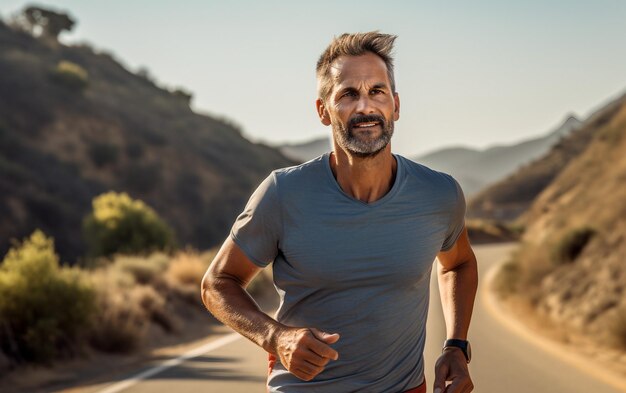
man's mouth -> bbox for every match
[354,122,380,128]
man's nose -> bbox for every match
[355,95,375,114]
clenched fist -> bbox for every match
[273,327,340,381]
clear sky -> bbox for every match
[2,0,626,156]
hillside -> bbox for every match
[468,94,626,221]
[414,115,582,196]
[498,91,626,349]
[0,19,295,262]
[278,136,331,162]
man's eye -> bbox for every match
[371,89,383,95]
[343,91,357,98]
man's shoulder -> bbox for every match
[397,154,459,191]
[272,153,328,180]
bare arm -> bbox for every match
[201,237,339,381]
[433,226,478,393]
[437,226,478,341]
[201,236,280,350]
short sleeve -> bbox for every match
[230,172,282,267]
[440,177,466,252]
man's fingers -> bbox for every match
[302,351,331,367]
[309,328,341,344]
[308,336,339,360]
[445,378,473,393]
[293,363,324,381]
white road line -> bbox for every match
[95,332,241,393]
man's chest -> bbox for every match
[277,198,450,289]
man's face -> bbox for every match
[317,52,400,158]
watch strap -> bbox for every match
[443,339,470,363]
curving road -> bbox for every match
[70,243,624,393]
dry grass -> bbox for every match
[492,259,521,298]
[607,306,626,350]
[112,252,169,285]
[165,251,207,287]
[131,285,177,333]
[88,282,147,353]
[85,251,184,352]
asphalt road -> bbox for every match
[72,243,624,393]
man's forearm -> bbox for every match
[437,255,478,340]
[202,276,283,353]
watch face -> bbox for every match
[466,341,472,363]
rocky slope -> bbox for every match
[0,20,295,262]
[468,94,626,221]
[501,92,626,348]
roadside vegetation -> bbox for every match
[0,191,273,375]
[492,226,626,350]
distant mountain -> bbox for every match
[500,90,626,350]
[0,19,295,262]
[413,115,582,196]
[278,136,331,162]
[468,93,626,221]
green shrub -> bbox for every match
[83,192,176,258]
[0,230,95,363]
[50,60,88,91]
[552,227,596,265]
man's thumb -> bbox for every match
[433,361,448,393]
[310,328,340,344]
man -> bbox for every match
[202,31,477,393]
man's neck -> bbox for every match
[329,144,397,204]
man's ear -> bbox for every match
[393,92,400,121]
[316,98,332,126]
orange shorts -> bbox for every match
[403,380,426,393]
[268,354,426,393]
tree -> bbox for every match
[83,192,176,258]
[19,5,75,42]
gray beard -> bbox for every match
[333,117,394,158]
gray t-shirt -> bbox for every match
[230,152,465,393]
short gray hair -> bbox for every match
[316,31,397,102]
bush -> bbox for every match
[88,283,147,353]
[83,192,176,258]
[552,227,596,265]
[50,60,88,91]
[166,251,206,287]
[0,230,95,363]
[132,285,176,332]
[113,252,169,285]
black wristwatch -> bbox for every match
[443,339,472,363]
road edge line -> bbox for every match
[94,332,241,393]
